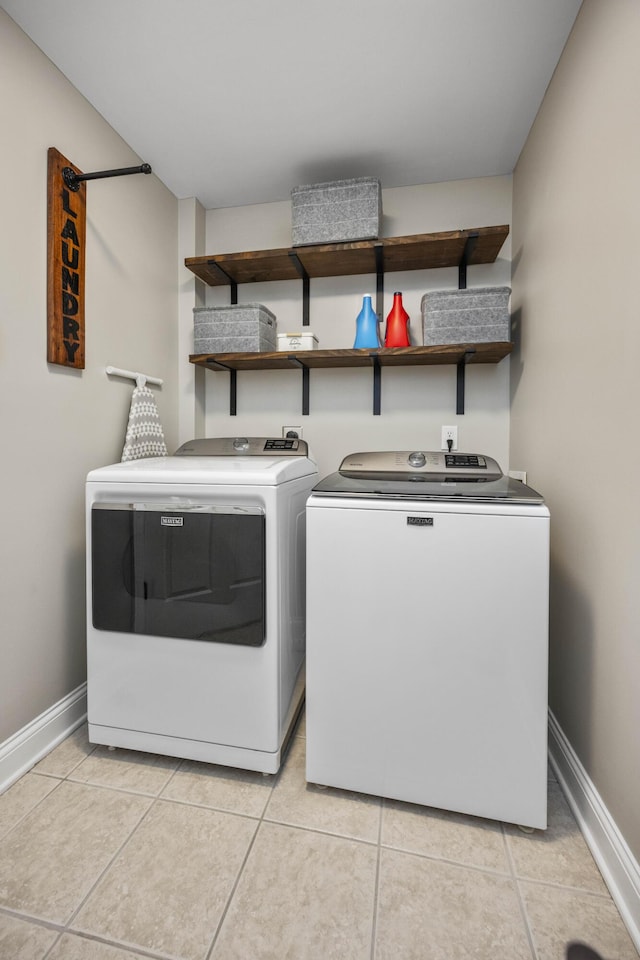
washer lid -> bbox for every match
[312,470,545,504]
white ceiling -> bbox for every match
[2,0,582,209]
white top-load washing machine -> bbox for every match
[86,437,318,773]
[305,450,550,829]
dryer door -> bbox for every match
[91,502,265,645]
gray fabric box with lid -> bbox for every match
[193,304,277,353]
[421,286,511,345]
[291,177,382,246]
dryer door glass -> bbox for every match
[91,503,266,646]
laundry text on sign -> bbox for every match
[60,188,82,361]
[47,147,86,368]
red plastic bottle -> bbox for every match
[384,292,410,347]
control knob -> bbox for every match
[233,437,249,451]
[408,451,426,468]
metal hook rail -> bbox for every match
[63,163,152,192]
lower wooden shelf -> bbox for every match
[190,342,512,370]
[188,342,513,415]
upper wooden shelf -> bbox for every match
[184,224,509,287]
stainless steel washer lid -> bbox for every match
[312,450,544,503]
[311,472,545,503]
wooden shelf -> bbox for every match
[189,342,512,372]
[185,225,509,287]
[190,343,512,417]
[185,225,511,416]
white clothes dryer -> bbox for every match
[86,437,318,773]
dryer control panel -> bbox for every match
[175,437,309,457]
[339,450,503,480]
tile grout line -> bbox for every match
[3,904,67,960]
[204,760,279,960]
[513,873,622,900]
[38,920,63,960]
[0,774,68,843]
[388,850,525,891]
[260,812,380,846]
[0,728,102,844]
[377,836,518,880]
[369,798,385,960]
[0,903,64,931]
[1,733,99,960]
[204,820,261,960]
[63,790,160,935]
[42,926,174,960]
[56,759,273,959]
[2,765,162,959]
[34,728,100,781]
[502,822,540,960]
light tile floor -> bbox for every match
[0,715,637,960]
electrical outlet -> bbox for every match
[441,426,458,451]
[282,425,303,439]
[509,470,527,484]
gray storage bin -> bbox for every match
[421,286,511,345]
[291,177,382,246]
[193,303,277,353]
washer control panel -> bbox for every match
[444,454,488,470]
[339,450,502,480]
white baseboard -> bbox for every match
[0,683,87,794]
[548,710,640,952]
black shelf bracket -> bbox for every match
[371,353,382,415]
[205,357,231,372]
[206,260,238,304]
[229,368,237,415]
[206,357,237,414]
[374,244,384,323]
[62,162,151,192]
[288,356,310,414]
[458,232,479,290]
[288,252,310,326]
[456,349,476,414]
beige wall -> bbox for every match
[6,0,638,876]
[201,177,513,478]
[511,0,640,857]
[0,12,178,742]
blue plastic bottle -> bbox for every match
[353,295,380,348]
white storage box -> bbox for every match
[193,303,277,353]
[291,177,382,247]
[421,286,511,345]
[277,332,319,351]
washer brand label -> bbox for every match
[407,516,433,526]
[161,516,183,527]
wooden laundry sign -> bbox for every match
[47,147,86,368]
